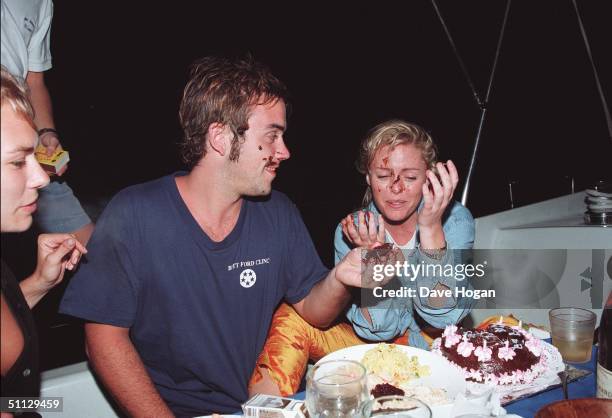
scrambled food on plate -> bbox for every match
[362,343,430,386]
[361,343,449,405]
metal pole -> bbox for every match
[461,107,488,206]
[571,0,612,142]
[430,0,483,107]
[461,0,512,206]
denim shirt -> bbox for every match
[334,200,475,350]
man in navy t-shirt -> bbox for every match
[59,57,364,417]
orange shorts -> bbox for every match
[248,303,434,396]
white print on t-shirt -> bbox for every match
[227,257,271,271]
[239,269,257,288]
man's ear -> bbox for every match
[366,173,371,186]
[207,122,229,156]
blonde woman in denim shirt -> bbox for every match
[337,120,475,350]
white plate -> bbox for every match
[317,344,466,413]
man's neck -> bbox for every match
[176,166,242,242]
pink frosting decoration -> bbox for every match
[462,344,548,385]
[499,373,513,385]
[474,340,493,362]
[468,369,483,382]
[514,369,524,382]
[444,333,461,348]
[456,334,475,357]
[443,324,458,337]
[525,337,543,357]
[498,341,517,361]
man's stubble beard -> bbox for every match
[226,163,272,198]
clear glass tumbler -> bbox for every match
[549,307,596,363]
[306,360,368,418]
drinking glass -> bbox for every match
[549,307,596,363]
[306,360,368,418]
[363,395,432,418]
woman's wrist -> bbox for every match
[418,223,445,249]
[19,273,50,308]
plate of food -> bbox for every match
[316,343,466,410]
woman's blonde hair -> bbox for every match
[356,120,438,206]
[0,66,35,129]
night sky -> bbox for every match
[4,0,611,372]
[45,0,611,265]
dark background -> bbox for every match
[45,1,611,264]
[6,0,612,370]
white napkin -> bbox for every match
[450,388,523,418]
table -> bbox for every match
[294,345,598,418]
[504,345,597,418]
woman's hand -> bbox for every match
[418,160,458,249]
[20,234,87,308]
[340,211,385,249]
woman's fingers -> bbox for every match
[377,214,385,243]
[345,215,360,244]
[427,170,443,211]
[367,212,378,242]
[422,180,433,209]
[343,211,387,248]
[357,211,370,242]
[446,160,459,190]
[436,162,453,204]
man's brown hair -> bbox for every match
[179,56,289,168]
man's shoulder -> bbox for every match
[2,0,50,20]
[106,174,175,211]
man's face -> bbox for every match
[0,105,49,232]
[368,143,427,224]
[229,98,290,196]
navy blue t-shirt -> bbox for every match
[60,173,328,417]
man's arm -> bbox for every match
[292,248,364,328]
[25,71,61,155]
[292,269,350,329]
[85,323,174,418]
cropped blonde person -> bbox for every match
[1,66,86,402]
[249,120,475,396]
